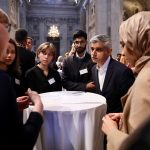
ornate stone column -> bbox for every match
[79,7,86,31]
[111,0,123,58]
[60,23,68,56]
[95,0,108,34]
[39,18,45,43]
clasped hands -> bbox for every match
[102,113,123,135]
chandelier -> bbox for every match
[48,25,60,38]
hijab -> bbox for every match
[119,11,150,74]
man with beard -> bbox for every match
[62,29,95,91]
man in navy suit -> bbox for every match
[90,34,135,113]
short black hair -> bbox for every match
[15,28,28,43]
[73,29,87,40]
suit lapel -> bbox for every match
[102,58,114,92]
[93,65,102,93]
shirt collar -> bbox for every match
[76,51,86,59]
[96,56,110,71]
[16,43,26,48]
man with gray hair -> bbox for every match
[90,34,135,113]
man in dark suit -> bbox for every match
[15,29,35,78]
[90,34,135,113]
[62,29,95,91]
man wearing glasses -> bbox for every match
[62,29,95,91]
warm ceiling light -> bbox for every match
[48,25,60,38]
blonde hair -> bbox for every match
[0,8,10,24]
[36,42,56,60]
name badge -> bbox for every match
[79,68,88,75]
[15,78,20,85]
[48,78,55,85]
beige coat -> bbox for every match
[106,11,150,150]
[107,57,150,150]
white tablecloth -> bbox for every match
[24,91,107,150]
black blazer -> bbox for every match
[91,58,135,113]
[18,46,35,78]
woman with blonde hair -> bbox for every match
[102,11,150,150]
[24,42,62,93]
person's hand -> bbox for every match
[102,115,118,135]
[86,81,96,90]
[27,88,41,105]
[107,113,123,123]
[27,88,43,116]
[17,96,29,111]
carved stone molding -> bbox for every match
[43,17,79,25]
[26,17,40,34]
[9,0,17,27]
[123,0,150,20]
[27,16,78,27]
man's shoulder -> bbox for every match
[110,58,132,72]
[85,52,91,59]
[18,46,33,56]
[111,58,126,67]
[91,63,97,71]
[64,55,74,62]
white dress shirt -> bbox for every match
[97,56,110,91]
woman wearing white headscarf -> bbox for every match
[102,11,150,150]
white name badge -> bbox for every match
[79,68,88,75]
[15,78,20,85]
[48,78,55,85]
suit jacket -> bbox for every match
[62,52,94,91]
[18,46,35,78]
[91,58,135,113]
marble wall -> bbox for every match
[26,0,80,56]
[1,0,150,58]
[79,0,150,58]
[80,0,123,58]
